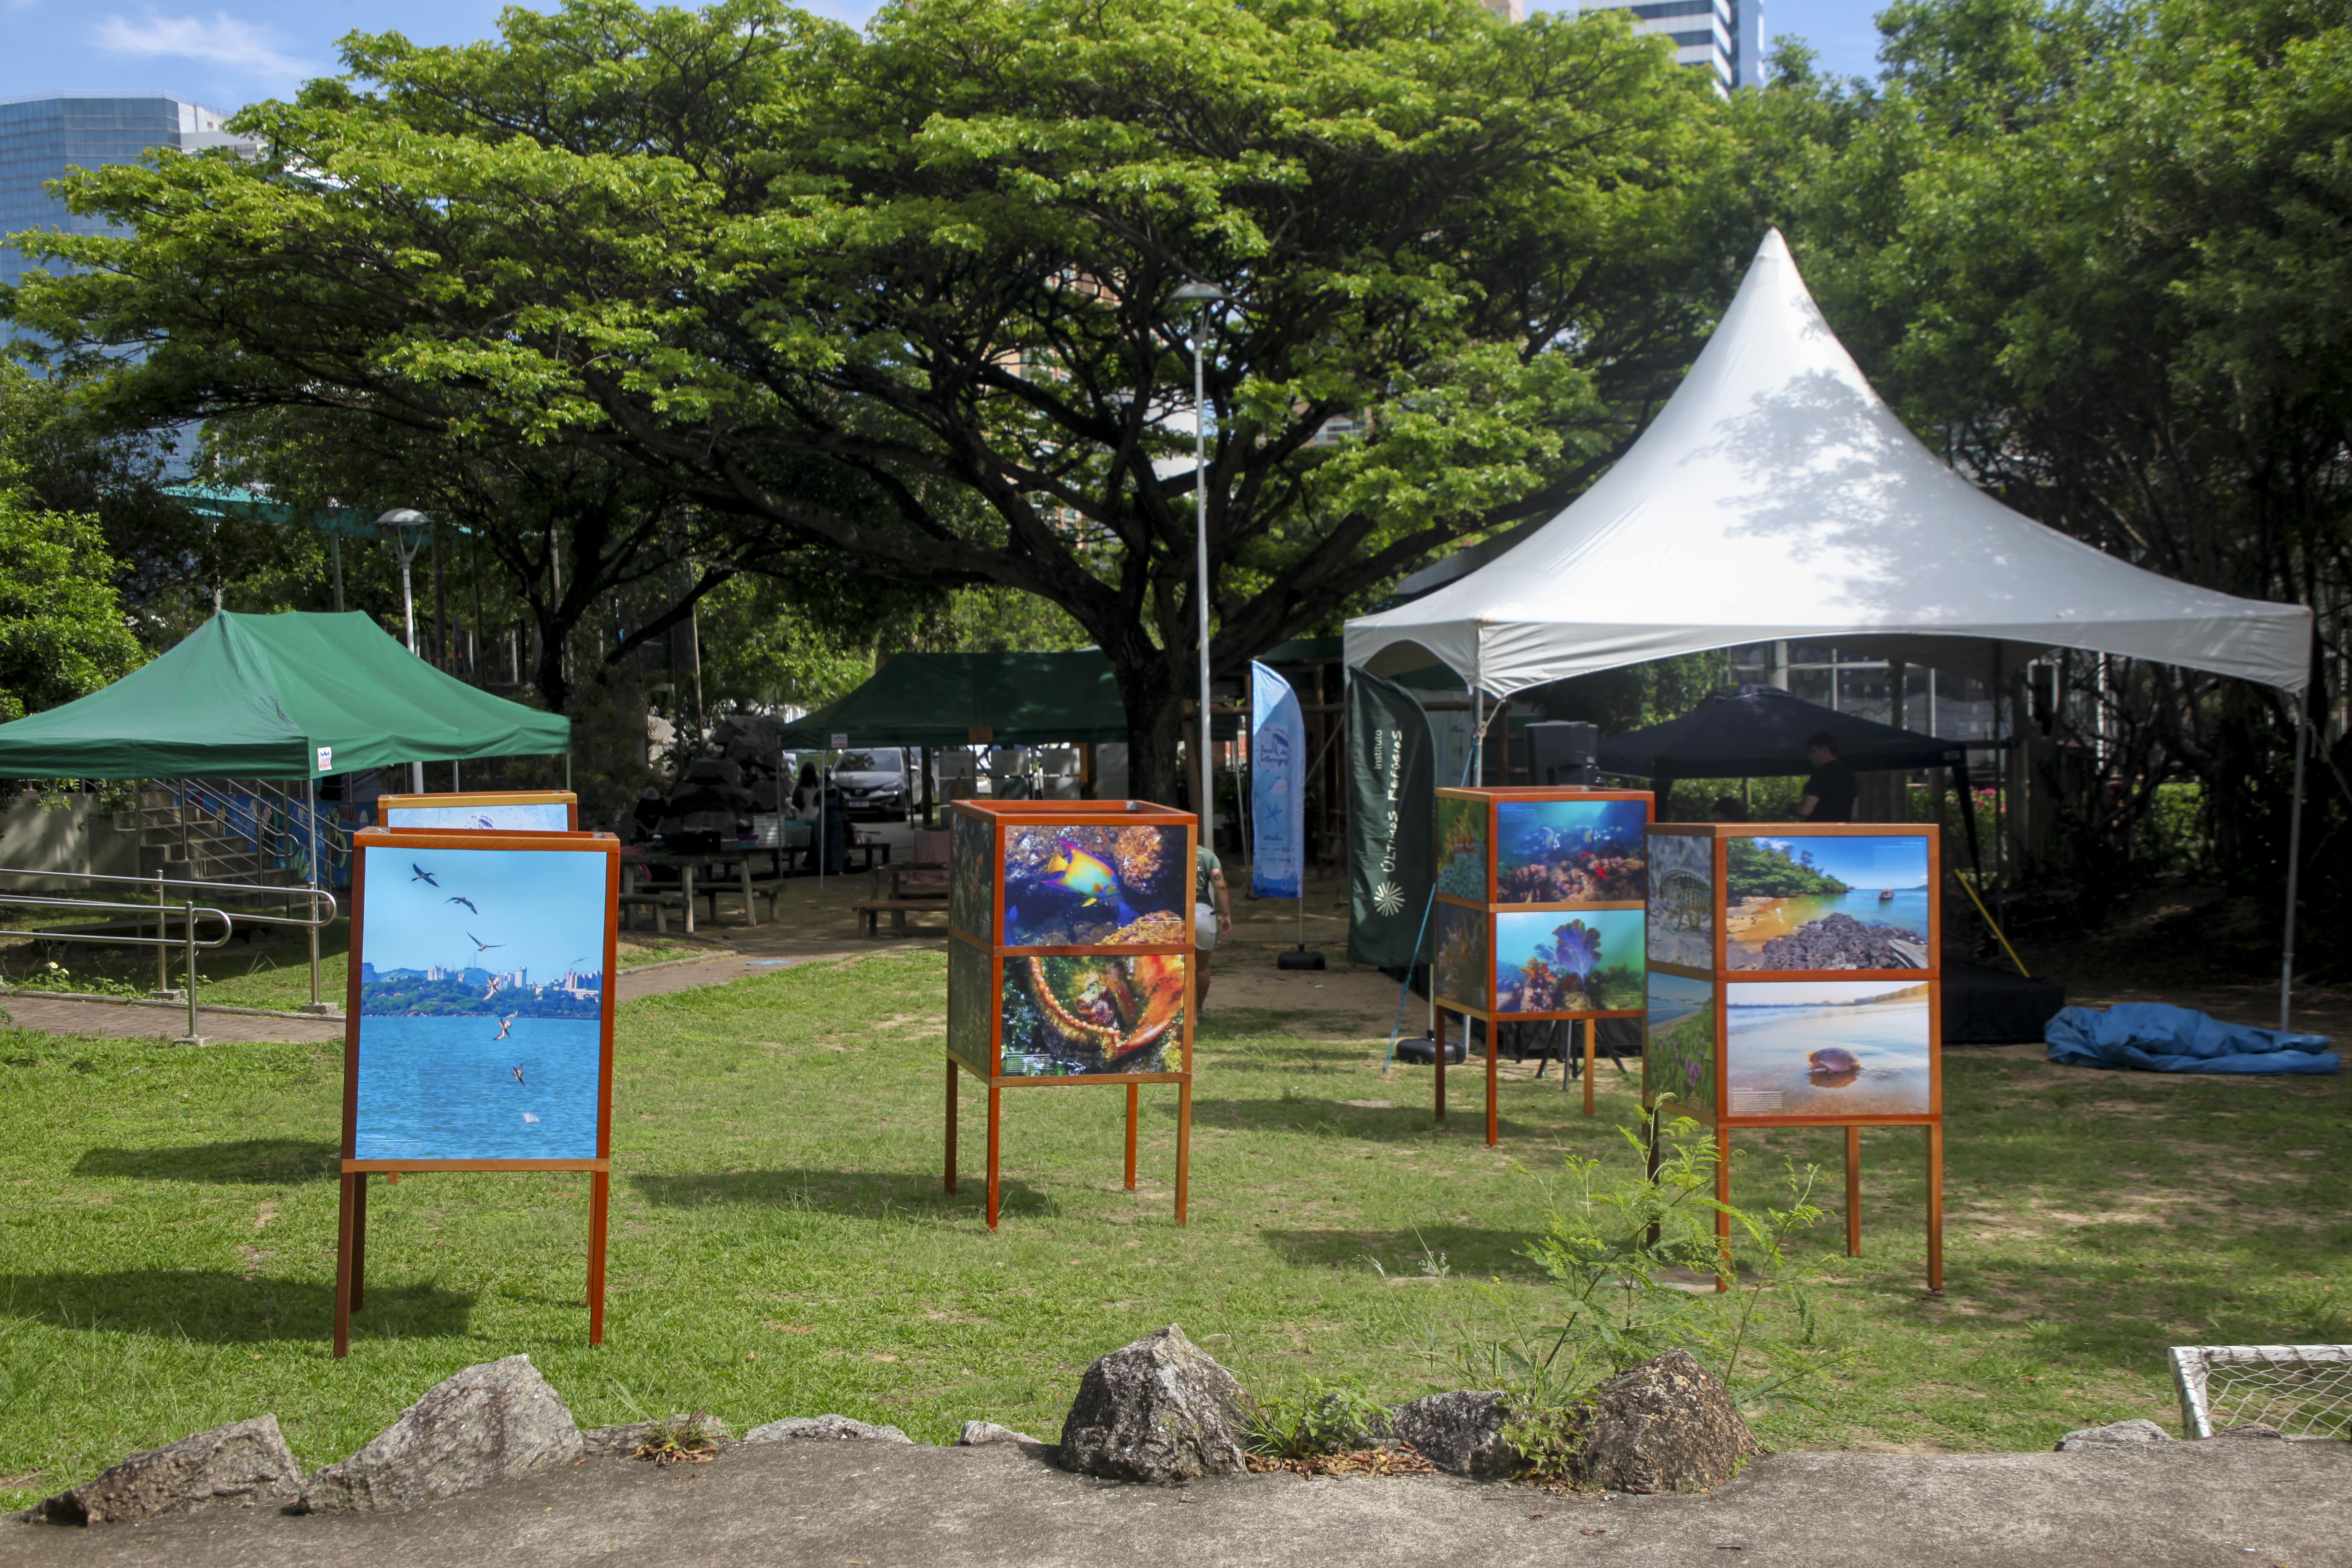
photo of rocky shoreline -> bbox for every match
[1754,911,1924,970]
[1724,835,1930,971]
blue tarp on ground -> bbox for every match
[2045,1004,2338,1075]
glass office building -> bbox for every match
[1,94,250,291]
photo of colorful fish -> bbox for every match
[1644,972,1716,1118]
[1646,832,1715,970]
[951,810,995,940]
[1436,794,1488,900]
[1495,798,1648,904]
[1434,902,1488,1011]
[1493,907,1645,1014]
[999,954,1188,1076]
[947,937,995,1074]
[1001,824,1188,947]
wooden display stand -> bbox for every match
[1431,787,1655,1144]
[944,800,1196,1228]
[1643,823,1943,1289]
[376,791,579,831]
[335,827,618,1356]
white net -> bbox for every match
[2171,1346,2352,1440]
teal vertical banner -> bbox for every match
[1248,661,1305,898]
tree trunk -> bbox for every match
[1112,660,1188,810]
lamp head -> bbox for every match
[375,507,431,529]
[1169,281,1225,305]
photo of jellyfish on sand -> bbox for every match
[1725,980,1932,1118]
[1645,972,1715,1118]
[1436,795,1487,900]
[998,954,1188,1076]
[1001,824,1189,947]
[1724,836,1930,971]
[1434,902,1488,1010]
[1496,799,1647,903]
[1646,833,1715,970]
[1493,907,1644,1014]
[352,844,608,1161]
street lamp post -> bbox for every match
[377,508,432,792]
[1169,281,1226,826]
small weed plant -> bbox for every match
[11,961,147,1000]
[1245,1376,1390,1460]
[634,1409,727,1465]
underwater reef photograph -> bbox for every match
[952,810,995,939]
[1495,798,1648,904]
[1434,901,1490,1010]
[1436,794,1488,900]
[1493,907,1645,1014]
[998,954,1188,1076]
[1001,824,1189,947]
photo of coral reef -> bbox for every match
[1647,832,1715,970]
[947,938,995,1074]
[1434,902,1488,1010]
[1001,823,1189,946]
[1645,972,1716,1118]
[1493,907,1645,1014]
[999,954,1188,1076]
[1495,798,1648,904]
[1436,794,1488,900]
[952,810,994,940]
[1724,835,1930,971]
[1725,980,1932,1118]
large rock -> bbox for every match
[296,1355,583,1513]
[1565,1349,1760,1493]
[1383,1391,1520,1477]
[1058,1325,1248,1482]
[36,1415,301,1524]
[741,1415,912,1445]
[2056,1418,2174,1451]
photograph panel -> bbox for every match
[353,844,606,1161]
[1436,795,1488,900]
[1725,834,1931,970]
[1645,972,1716,1119]
[382,802,570,832]
[1434,901,1488,1011]
[1001,823,1189,947]
[1647,832,1715,970]
[1493,906,1645,1014]
[951,811,994,939]
[999,954,1188,1076]
[1725,980,1933,1119]
[947,939,995,1075]
[1495,798,1647,903]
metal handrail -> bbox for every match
[0,896,234,1043]
[0,867,337,928]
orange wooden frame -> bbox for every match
[943,800,1197,1229]
[336,826,619,1356]
[1430,786,1656,1144]
[375,790,580,831]
[1643,822,1944,1290]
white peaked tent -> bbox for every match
[1345,230,2318,1021]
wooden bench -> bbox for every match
[852,898,946,937]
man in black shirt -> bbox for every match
[1797,731,1858,822]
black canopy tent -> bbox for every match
[1597,684,1985,879]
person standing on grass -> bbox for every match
[1796,731,1858,822]
[1194,842,1232,1009]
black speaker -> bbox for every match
[1525,721,1600,787]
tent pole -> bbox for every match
[2280,700,2308,1030]
[306,772,322,1011]
[330,535,344,613]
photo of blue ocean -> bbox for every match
[355,1016,601,1159]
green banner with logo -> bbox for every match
[1346,668,1435,970]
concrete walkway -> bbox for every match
[4,1434,2345,1567]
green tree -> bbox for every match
[0,454,143,723]
[7,0,1743,801]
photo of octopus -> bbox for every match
[999,954,1189,1076]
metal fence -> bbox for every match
[2172,1345,2352,1440]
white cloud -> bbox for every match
[93,11,316,80]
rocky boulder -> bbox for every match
[742,1415,912,1444]
[36,1415,301,1524]
[2055,1418,2174,1451]
[1755,913,1918,971]
[1058,1325,1249,1482]
[296,1355,583,1513]
[1382,1391,1519,1478]
[1564,1349,1760,1493]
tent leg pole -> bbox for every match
[307,774,321,1012]
[2281,703,2308,1030]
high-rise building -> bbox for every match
[1,93,254,291]
[1558,0,1764,93]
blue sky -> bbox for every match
[1750,834,1928,889]
[359,843,605,979]
[1,0,1893,120]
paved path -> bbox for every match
[4,1433,2345,1567]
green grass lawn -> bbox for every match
[0,920,709,1013]
[0,949,2342,1505]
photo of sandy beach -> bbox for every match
[1725,980,1931,1118]
[1724,835,1930,971]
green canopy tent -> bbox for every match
[0,610,568,780]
